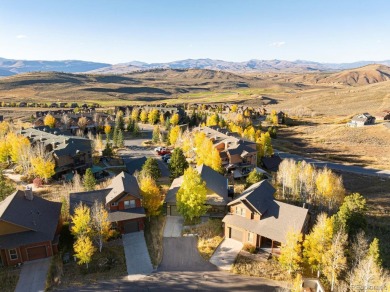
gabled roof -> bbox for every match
[223,180,308,243]
[125,156,147,175]
[261,155,282,172]
[165,165,228,206]
[105,171,141,204]
[69,189,112,214]
[0,190,61,249]
[108,207,146,222]
[228,180,276,215]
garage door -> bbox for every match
[27,246,47,261]
[229,228,243,241]
[170,205,180,216]
[124,221,139,233]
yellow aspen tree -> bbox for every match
[303,213,334,278]
[148,109,159,124]
[0,121,10,136]
[279,230,303,275]
[31,156,55,182]
[0,139,10,163]
[210,148,223,173]
[6,132,30,164]
[176,167,208,222]
[159,113,165,125]
[170,113,180,126]
[131,108,139,121]
[44,114,57,128]
[71,203,92,237]
[231,104,238,113]
[169,125,181,146]
[140,110,148,123]
[73,235,96,269]
[140,175,162,218]
[104,124,111,135]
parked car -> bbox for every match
[154,146,167,152]
[162,154,171,162]
[158,149,171,156]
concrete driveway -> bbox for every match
[15,257,51,292]
[159,237,217,272]
[163,216,183,237]
[210,238,243,271]
[122,231,153,280]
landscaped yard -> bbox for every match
[183,218,224,260]
[144,215,166,267]
[0,267,20,292]
[232,254,290,282]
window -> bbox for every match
[247,232,253,243]
[111,202,118,206]
[240,208,246,217]
[124,200,136,209]
[9,249,18,260]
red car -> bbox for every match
[157,149,171,156]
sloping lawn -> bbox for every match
[184,218,224,260]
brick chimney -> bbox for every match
[24,186,33,201]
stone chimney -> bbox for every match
[24,186,33,201]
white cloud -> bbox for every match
[16,34,27,39]
[269,41,286,47]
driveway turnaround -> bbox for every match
[122,231,153,280]
[210,238,243,271]
[159,237,217,271]
[163,216,183,237]
[15,257,51,292]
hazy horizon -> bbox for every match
[1,0,389,64]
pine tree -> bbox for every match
[176,167,208,222]
[115,110,125,130]
[169,148,189,181]
[83,168,96,191]
[141,157,161,181]
[117,129,124,148]
[112,126,119,147]
[152,125,160,143]
[334,193,366,236]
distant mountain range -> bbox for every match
[1,57,390,76]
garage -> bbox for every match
[169,205,180,216]
[229,228,243,242]
[27,246,47,261]
[123,221,139,233]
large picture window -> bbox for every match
[124,200,136,209]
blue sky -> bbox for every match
[0,0,389,64]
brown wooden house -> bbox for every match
[0,189,62,267]
[70,172,146,234]
[223,180,309,255]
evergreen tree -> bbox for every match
[83,168,96,191]
[152,125,160,143]
[102,142,113,157]
[115,111,125,130]
[334,193,366,236]
[141,157,161,181]
[169,148,189,181]
[112,126,119,147]
[117,129,124,148]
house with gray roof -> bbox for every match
[0,188,62,267]
[21,127,92,178]
[222,180,309,255]
[165,164,229,216]
[347,113,376,127]
[70,171,146,234]
[199,126,258,177]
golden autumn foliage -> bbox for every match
[71,203,92,237]
[140,175,162,217]
[6,132,31,164]
[73,235,96,268]
[140,110,148,123]
[44,114,57,128]
[31,156,55,182]
[169,125,181,146]
[170,113,180,126]
[279,230,303,274]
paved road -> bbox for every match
[119,126,170,178]
[55,271,283,291]
[122,232,153,280]
[159,237,217,272]
[275,150,390,178]
[15,257,51,292]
